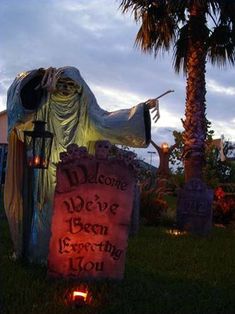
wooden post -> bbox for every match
[22,152,34,259]
[151,140,177,178]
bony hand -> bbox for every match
[145,99,160,123]
[35,67,64,93]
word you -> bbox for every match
[69,256,104,273]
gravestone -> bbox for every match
[176,178,213,235]
[48,141,138,280]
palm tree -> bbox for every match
[120,0,235,182]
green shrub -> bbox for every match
[140,188,168,226]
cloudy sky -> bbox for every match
[0,0,235,165]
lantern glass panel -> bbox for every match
[24,121,53,169]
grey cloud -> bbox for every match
[0,0,234,138]
[207,64,235,87]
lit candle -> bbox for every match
[34,156,41,166]
[72,290,88,302]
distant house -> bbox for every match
[209,137,235,161]
[0,110,8,184]
[0,110,7,144]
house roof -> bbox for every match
[0,110,7,117]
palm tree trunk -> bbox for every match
[182,8,207,182]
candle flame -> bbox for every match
[166,229,187,236]
[72,290,88,302]
[34,156,40,166]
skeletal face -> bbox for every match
[132,160,141,174]
[95,140,111,160]
[67,143,79,156]
[55,77,81,97]
[124,151,136,166]
[77,146,88,158]
[59,152,70,163]
[116,149,124,161]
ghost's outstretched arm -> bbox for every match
[85,102,151,148]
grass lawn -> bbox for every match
[1,193,235,313]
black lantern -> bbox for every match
[24,120,53,169]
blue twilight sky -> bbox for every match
[0,0,235,165]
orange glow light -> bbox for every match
[72,290,88,302]
[161,142,169,153]
[34,156,41,166]
[167,229,187,236]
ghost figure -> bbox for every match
[4,66,158,262]
[95,140,111,160]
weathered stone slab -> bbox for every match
[176,178,213,235]
[48,142,137,280]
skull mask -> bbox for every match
[67,143,79,157]
[124,151,136,166]
[55,77,82,97]
[116,148,124,161]
[95,140,111,160]
[59,152,70,164]
[77,146,88,159]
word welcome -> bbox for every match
[63,162,128,191]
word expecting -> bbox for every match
[64,162,128,191]
[59,237,123,261]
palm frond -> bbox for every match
[120,0,165,18]
[232,22,235,42]
[119,0,235,69]
[207,24,235,66]
[135,10,176,54]
[217,0,235,24]
[120,1,177,55]
[208,43,235,66]
[173,24,189,73]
